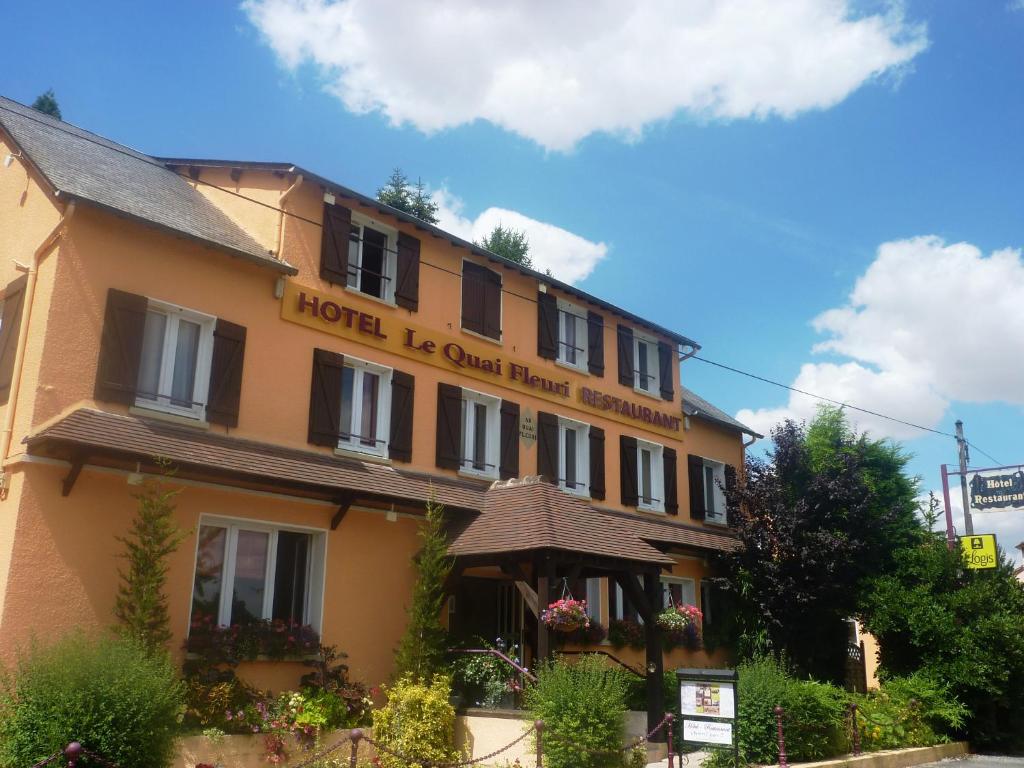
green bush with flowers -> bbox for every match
[607,619,645,650]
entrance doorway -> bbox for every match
[451,577,526,656]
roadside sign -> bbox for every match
[959,533,998,570]
[677,668,738,766]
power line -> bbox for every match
[3,102,1006,465]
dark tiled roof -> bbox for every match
[448,481,675,565]
[24,408,484,510]
[0,96,295,275]
[156,157,701,350]
[681,386,761,438]
[26,409,739,562]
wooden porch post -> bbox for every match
[536,553,555,663]
[643,570,666,740]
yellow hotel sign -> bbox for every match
[960,534,998,570]
[280,282,683,439]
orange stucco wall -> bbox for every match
[0,157,746,690]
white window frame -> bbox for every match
[702,458,727,525]
[556,298,588,371]
[460,388,501,479]
[558,415,590,497]
[611,582,644,624]
[188,515,328,634]
[337,355,392,458]
[134,299,215,421]
[585,578,601,622]
[633,332,660,395]
[637,438,665,513]
[661,575,697,609]
[347,211,398,304]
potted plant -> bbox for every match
[540,598,590,633]
[657,604,703,650]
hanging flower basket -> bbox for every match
[656,603,702,631]
[541,598,590,633]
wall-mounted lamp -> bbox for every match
[127,462,144,486]
[3,152,21,168]
[274,276,286,299]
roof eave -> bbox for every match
[155,157,702,349]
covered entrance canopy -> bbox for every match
[446,478,738,736]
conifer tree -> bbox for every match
[478,223,531,267]
[31,89,61,119]
[376,168,440,224]
[114,462,185,654]
[394,497,453,681]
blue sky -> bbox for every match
[3,1,1023,561]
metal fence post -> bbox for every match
[666,713,675,768]
[774,706,788,768]
[850,703,861,756]
[348,728,363,768]
[534,720,544,768]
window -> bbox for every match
[610,582,642,624]
[702,459,727,524]
[347,213,397,302]
[189,518,326,631]
[662,576,697,609]
[558,416,590,496]
[460,389,501,477]
[135,300,215,420]
[338,356,392,457]
[637,439,665,512]
[557,299,588,370]
[633,333,660,394]
[461,261,502,340]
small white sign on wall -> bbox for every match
[682,719,733,746]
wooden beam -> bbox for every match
[515,580,539,618]
[61,454,86,497]
[536,553,555,662]
[329,492,355,530]
[615,570,654,622]
[643,571,666,740]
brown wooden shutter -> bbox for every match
[94,288,148,405]
[587,311,604,377]
[206,318,246,428]
[320,203,351,284]
[395,232,420,311]
[619,435,639,507]
[435,383,462,470]
[0,275,27,404]
[482,267,502,341]
[589,426,606,500]
[389,370,415,462]
[724,464,738,526]
[688,454,706,520]
[663,447,679,515]
[308,348,344,446]
[461,262,485,335]
[499,399,520,479]
[537,292,558,359]
[658,341,674,401]
[536,411,558,483]
[617,324,634,387]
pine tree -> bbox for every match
[114,463,185,654]
[478,224,531,267]
[30,89,61,119]
[394,497,453,681]
[376,168,440,224]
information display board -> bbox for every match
[677,668,738,765]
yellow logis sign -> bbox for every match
[280,282,683,438]
[960,534,999,570]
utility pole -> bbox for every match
[955,420,974,536]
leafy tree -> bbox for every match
[394,498,453,681]
[861,528,1024,750]
[376,168,439,224]
[716,406,920,681]
[478,223,532,267]
[113,462,185,653]
[30,89,61,119]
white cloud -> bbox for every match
[432,188,608,283]
[242,0,928,151]
[738,237,1024,440]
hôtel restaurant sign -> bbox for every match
[281,282,682,437]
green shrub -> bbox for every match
[524,655,628,768]
[371,675,460,768]
[450,641,516,708]
[0,633,184,768]
[854,673,967,751]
